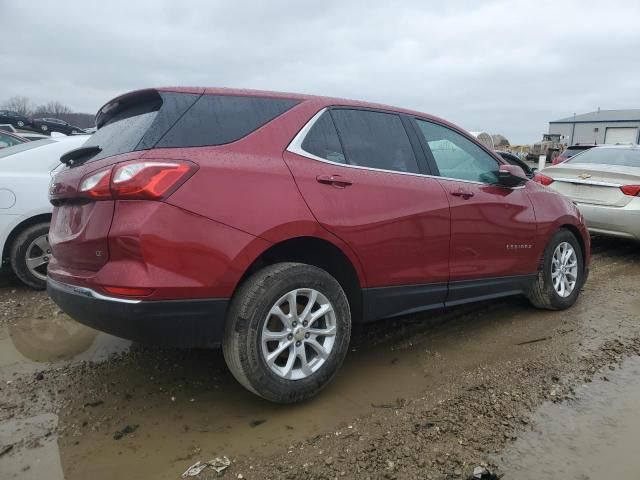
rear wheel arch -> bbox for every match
[234,236,363,322]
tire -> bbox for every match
[17,120,25,128]
[10,222,51,290]
[527,229,584,310]
[40,125,48,132]
[223,262,351,403]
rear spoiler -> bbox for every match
[95,89,161,129]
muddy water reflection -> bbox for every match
[0,313,130,377]
[501,356,640,479]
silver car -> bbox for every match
[536,145,640,241]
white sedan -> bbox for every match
[536,145,640,241]
[0,135,89,288]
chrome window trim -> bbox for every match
[553,177,623,188]
[48,278,142,304]
[286,108,516,188]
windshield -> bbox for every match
[567,147,640,167]
[0,139,56,159]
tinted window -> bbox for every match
[156,95,299,148]
[0,139,55,159]
[82,98,163,161]
[331,109,419,173]
[566,147,640,167]
[81,92,298,164]
[300,111,345,164]
[416,120,499,183]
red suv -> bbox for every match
[47,88,590,403]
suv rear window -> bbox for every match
[81,91,299,163]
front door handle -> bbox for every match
[450,189,474,199]
[316,174,353,188]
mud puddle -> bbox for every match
[499,356,640,479]
[0,295,130,378]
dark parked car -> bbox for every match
[496,150,536,177]
[32,117,85,134]
[47,87,590,403]
[0,110,32,128]
[0,130,28,148]
[552,144,597,165]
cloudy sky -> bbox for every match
[1,0,639,143]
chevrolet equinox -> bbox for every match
[47,88,590,403]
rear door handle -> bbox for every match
[316,174,353,188]
[450,189,474,199]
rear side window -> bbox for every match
[300,111,345,164]
[330,109,419,173]
[157,95,299,148]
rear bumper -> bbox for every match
[47,278,229,348]
[577,198,640,241]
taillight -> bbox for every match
[79,169,112,198]
[620,185,640,196]
[77,160,197,200]
[533,173,555,186]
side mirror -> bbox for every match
[497,164,528,188]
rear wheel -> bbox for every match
[10,222,51,290]
[40,125,48,132]
[528,229,584,310]
[16,120,25,128]
[223,262,351,403]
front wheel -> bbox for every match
[17,120,25,128]
[528,229,584,310]
[223,262,351,403]
[40,125,48,132]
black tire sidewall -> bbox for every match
[230,264,351,403]
[542,230,584,309]
[10,223,50,290]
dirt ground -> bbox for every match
[0,237,639,480]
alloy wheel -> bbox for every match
[25,234,51,282]
[261,288,337,380]
[551,241,578,298]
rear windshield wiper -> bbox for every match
[60,145,102,166]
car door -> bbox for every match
[412,118,538,303]
[283,108,451,320]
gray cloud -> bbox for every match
[1,0,639,143]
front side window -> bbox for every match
[416,120,499,183]
[300,111,345,164]
[330,109,419,173]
